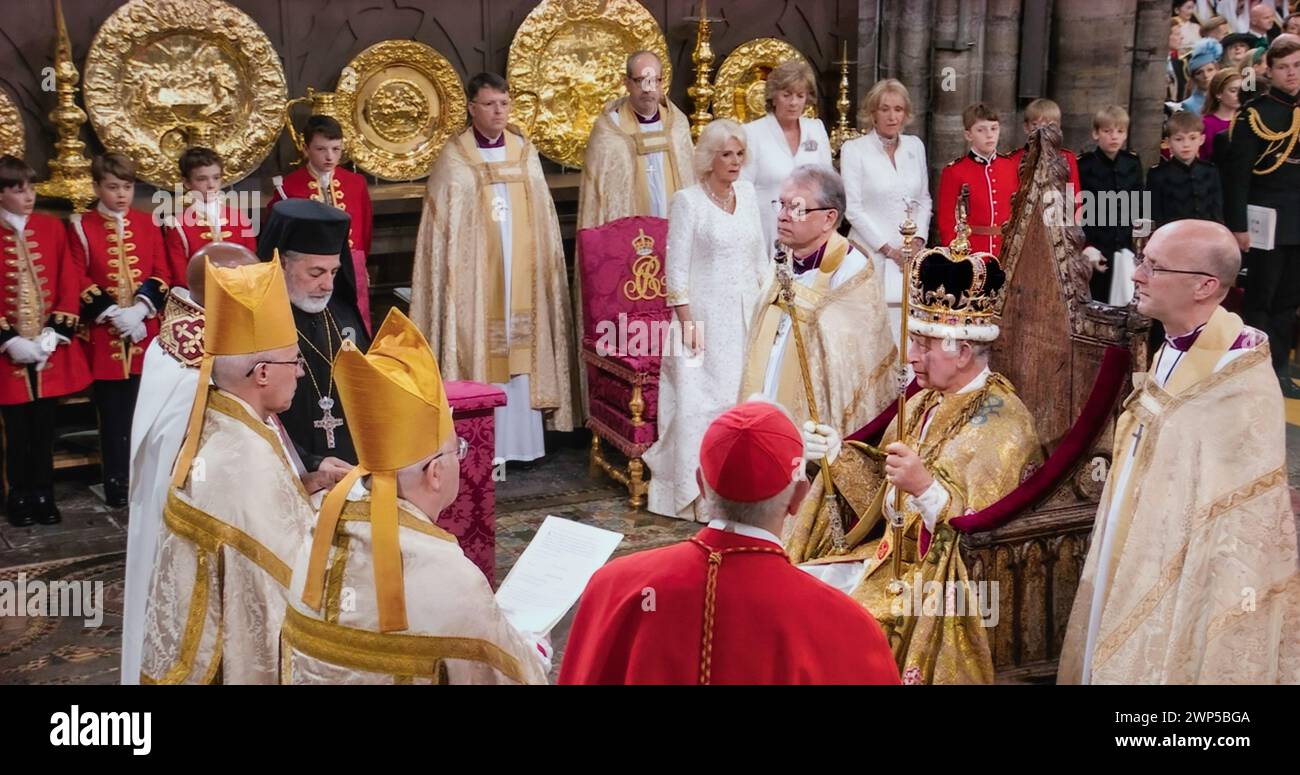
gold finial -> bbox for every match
[686,0,717,141]
[36,0,95,212]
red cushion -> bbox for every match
[446,380,507,412]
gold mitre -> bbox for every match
[336,307,454,471]
[170,254,297,489]
[906,205,1006,343]
[204,252,297,355]
[302,307,454,633]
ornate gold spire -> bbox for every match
[829,41,861,158]
[36,0,94,212]
[686,0,716,141]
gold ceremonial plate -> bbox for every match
[82,0,287,188]
[507,0,670,169]
[336,40,467,181]
[0,88,23,160]
[713,38,816,124]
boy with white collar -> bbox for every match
[0,155,90,525]
[69,152,171,508]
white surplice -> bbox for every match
[120,291,200,685]
[479,140,546,463]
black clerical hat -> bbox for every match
[257,198,352,260]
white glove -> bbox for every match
[125,320,147,343]
[107,300,150,334]
[802,421,842,464]
[2,336,45,365]
[38,327,63,354]
[1082,246,1108,272]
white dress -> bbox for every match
[841,131,932,343]
[643,181,770,519]
[741,113,833,252]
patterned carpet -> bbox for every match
[0,442,698,685]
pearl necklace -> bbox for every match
[704,182,735,210]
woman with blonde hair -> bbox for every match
[740,59,832,250]
[839,78,931,342]
[643,119,770,520]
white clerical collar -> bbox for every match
[707,518,783,547]
[96,202,127,222]
[0,208,27,233]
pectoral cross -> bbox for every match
[1130,423,1144,448]
[314,396,344,449]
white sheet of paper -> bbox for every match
[495,515,624,636]
[1247,205,1276,251]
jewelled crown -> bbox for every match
[906,190,1005,342]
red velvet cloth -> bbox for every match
[559,528,901,684]
[441,380,507,584]
[577,216,671,452]
[912,346,1132,555]
[576,215,671,342]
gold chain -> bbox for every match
[297,309,342,403]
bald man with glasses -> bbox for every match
[1060,219,1300,684]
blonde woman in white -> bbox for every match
[840,78,931,343]
[741,59,833,252]
[643,119,770,520]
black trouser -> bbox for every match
[93,376,140,486]
[1242,244,1300,373]
[2,395,56,498]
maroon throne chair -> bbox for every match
[576,215,670,509]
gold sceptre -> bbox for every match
[36,0,95,212]
[686,0,717,141]
[775,241,848,551]
[888,201,919,591]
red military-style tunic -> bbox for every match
[69,208,170,381]
[558,527,902,685]
[0,213,91,405]
[936,150,1020,255]
[163,199,258,275]
[269,165,373,328]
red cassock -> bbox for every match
[935,151,1020,255]
[558,528,902,685]
[163,202,259,278]
[68,209,170,380]
[268,166,373,326]
[0,214,91,404]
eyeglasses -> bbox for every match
[771,200,836,218]
[245,354,306,377]
[1131,254,1217,278]
[424,436,470,470]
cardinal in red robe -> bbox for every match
[559,401,900,685]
